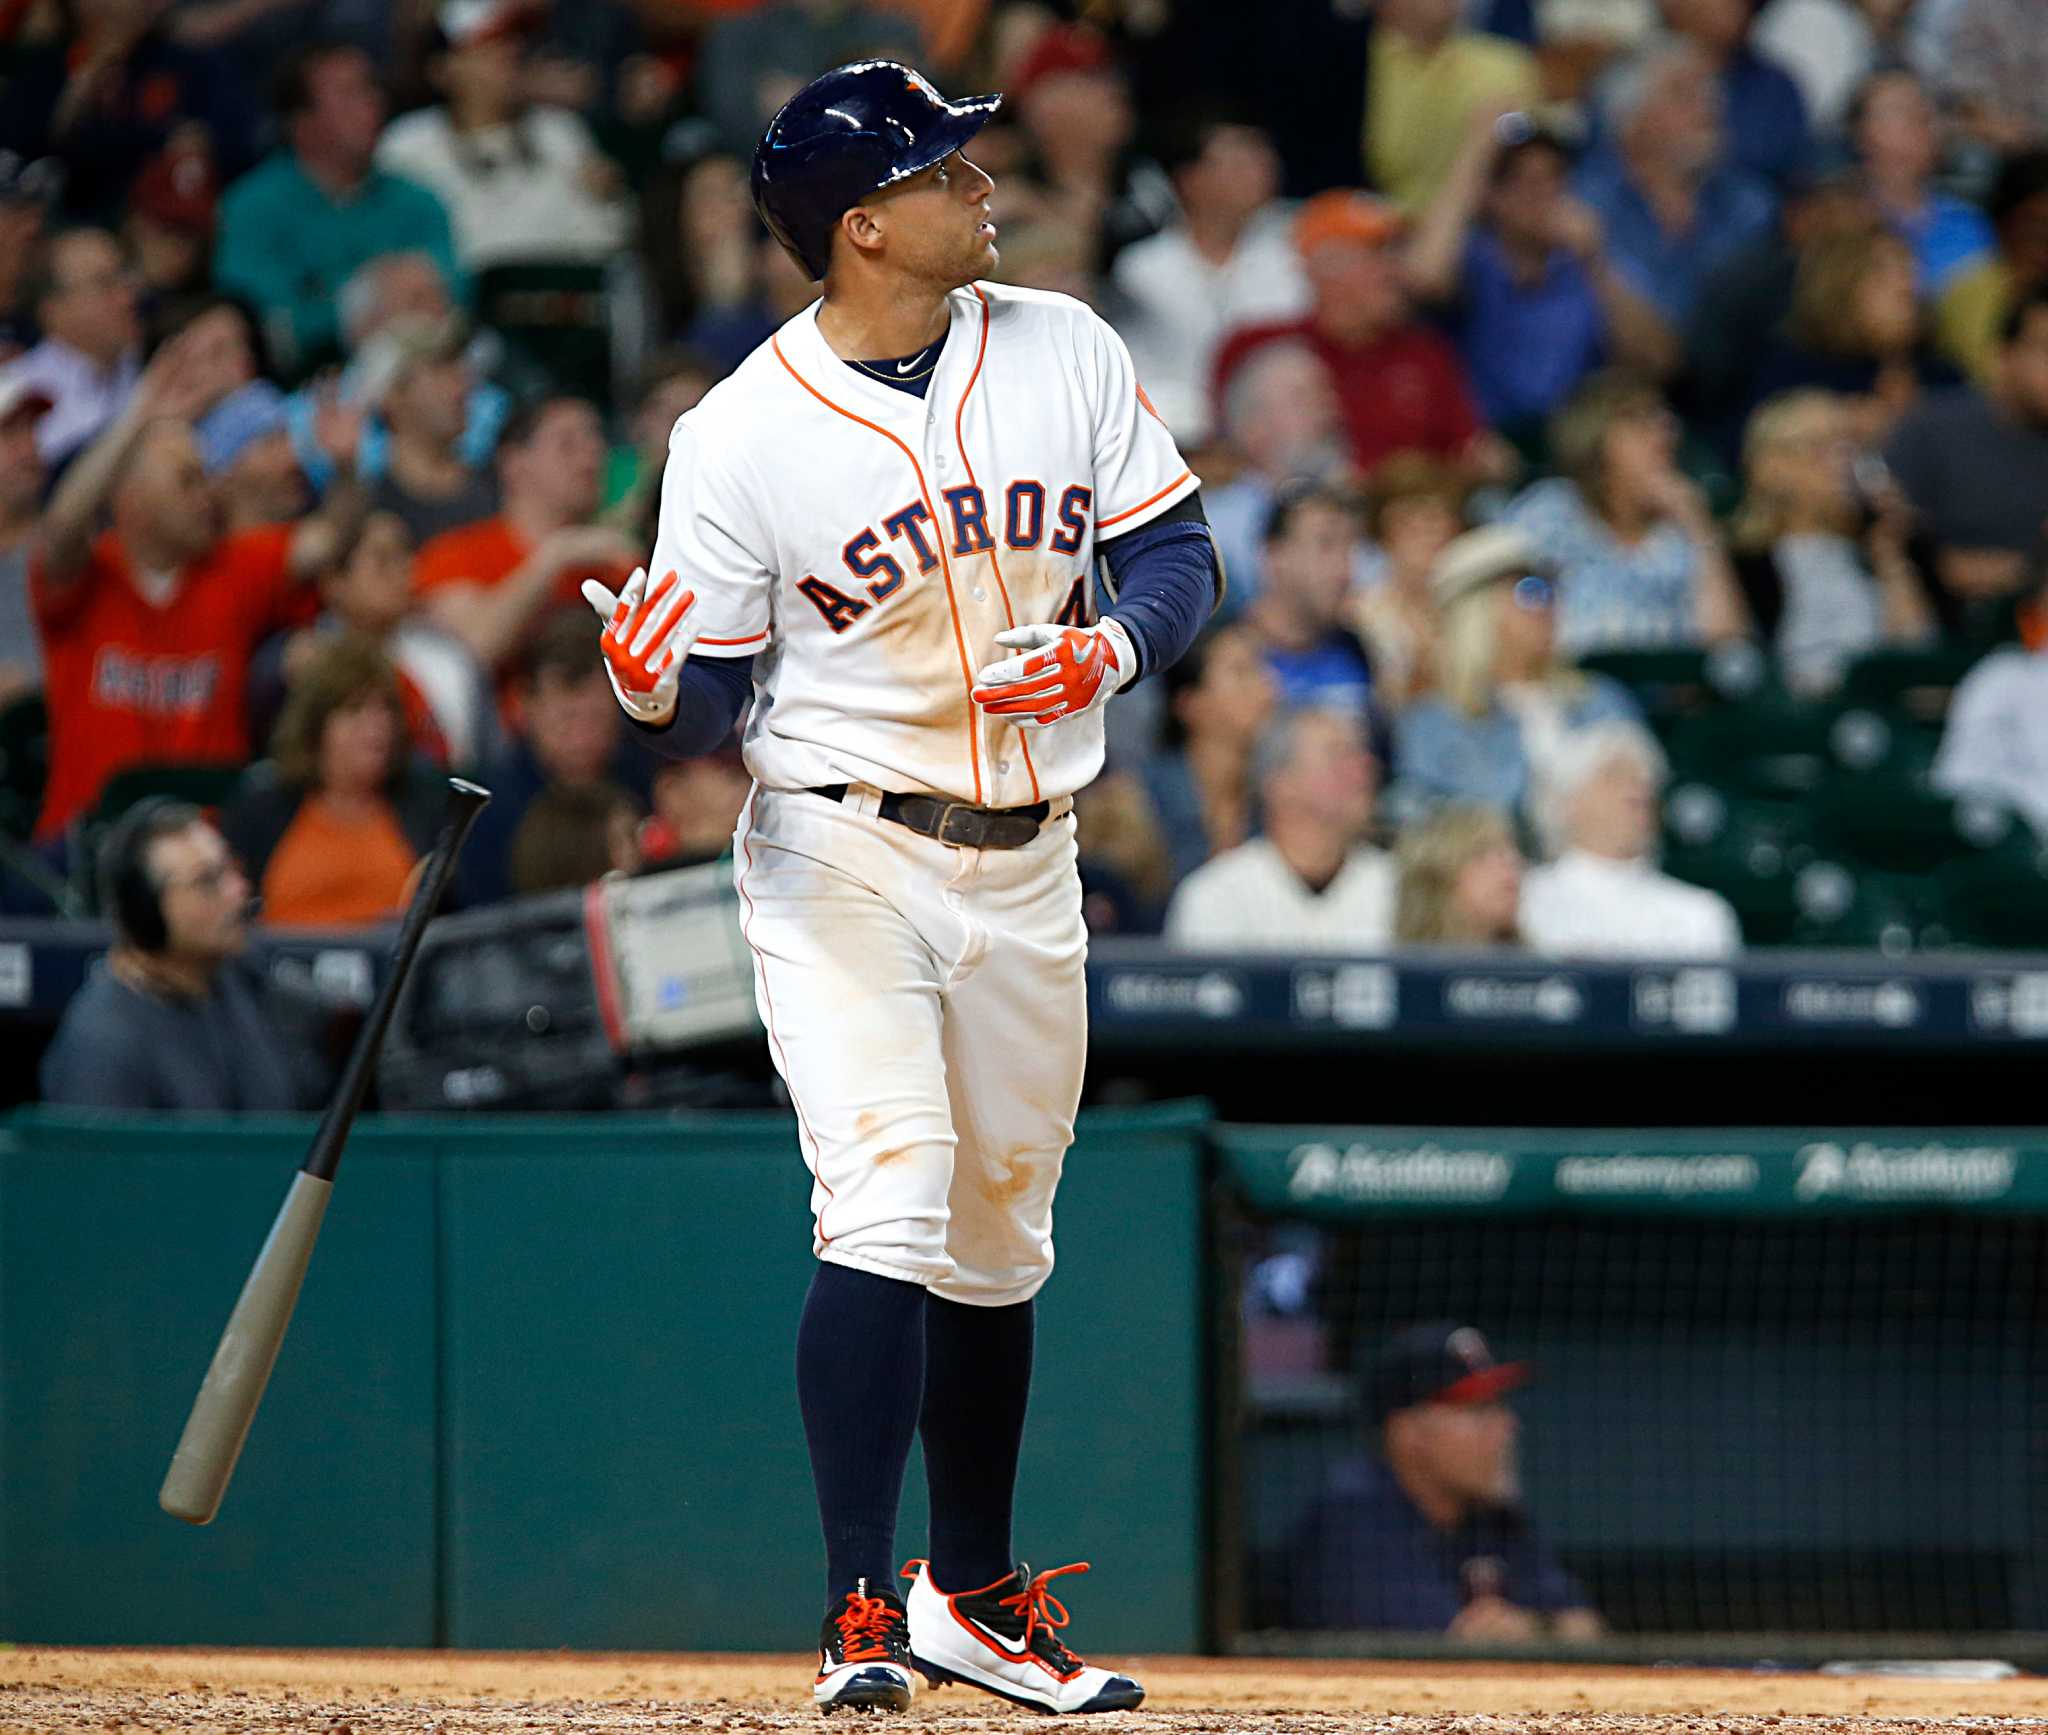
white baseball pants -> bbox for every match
[732,783,1087,1306]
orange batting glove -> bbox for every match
[581,566,699,724]
[971,620,1136,727]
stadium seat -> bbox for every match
[1578,641,1769,735]
[1838,643,1983,724]
[1809,766,2017,877]
[1934,838,2048,950]
[1663,692,1840,802]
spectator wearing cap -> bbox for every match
[1932,556,2048,837]
[196,380,306,532]
[1501,370,1750,656]
[0,153,62,362]
[1884,289,2048,622]
[1003,23,1176,273]
[222,633,448,927]
[1204,341,1351,617]
[374,0,630,276]
[1109,113,1309,446]
[1366,0,1538,214]
[1648,0,1812,191]
[1731,390,1934,693]
[1279,1322,1598,1635]
[39,801,305,1110]
[216,39,463,378]
[1394,524,1642,816]
[1523,719,1740,957]
[0,227,142,466]
[1392,804,1528,946]
[1214,193,1496,479]
[1932,151,2048,390]
[124,135,221,306]
[1165,707,1393,953]
[0,376,52,703]
[1140,623,1278,886]
[413,394,636,676]
[1574,41,1777,332]
[28,321,368,840]
[1243,483,1378,720]
[282,251,509,499]
[357,315,499,543]
[1936,0,2048,156]
[1406,107,1677,440]
[1849,69,1994,297]
[1352,453,1469,710]
[696,0,922,160]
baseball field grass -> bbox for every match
[2,1648,2045,1733]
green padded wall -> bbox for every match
[0,1104,1207,1653]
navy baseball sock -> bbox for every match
[919,1294,1034,1591]
[797,1262,927,1604]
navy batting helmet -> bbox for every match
[751,60,1001,281]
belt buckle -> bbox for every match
[934,801,984,848]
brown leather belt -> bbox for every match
[808,784,1052,850]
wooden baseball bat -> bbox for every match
[159,777,490,1525]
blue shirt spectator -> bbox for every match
[1716,44,1813,190]
[1576,40,1777,330]
[1576,146,1776,329]
[1503,476,1708,654]
[1850,69,1995,295]
[1454,231,1606,431]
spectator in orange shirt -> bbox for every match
[30,323,368,840]
[221,633,447,928]
[1214,192,1509,479]
[413,393,637,674]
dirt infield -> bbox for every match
[3,1648,2046,1734]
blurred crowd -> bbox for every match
[7,0,2048,1006]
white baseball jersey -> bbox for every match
[647,280,1199,808]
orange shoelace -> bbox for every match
[833,1590,899,1662]
[1000,1561,1090,1653]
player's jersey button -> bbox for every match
[971,586,987,602]
[997,760,1012,774]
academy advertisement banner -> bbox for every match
[1218,1127,2048,1217]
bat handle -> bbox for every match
[301,778,489,1183]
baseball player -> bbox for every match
[582,60,1220,1715]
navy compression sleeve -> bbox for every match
[633,653,754,759]
[1100,493,1221,683]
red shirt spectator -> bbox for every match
[29,321,368,837]
[414,394,637,675]
[1214,190,1487,474]
[34,519,296,836]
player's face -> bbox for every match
[869,152,999,289]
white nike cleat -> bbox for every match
[902,1559,1146,1714]
[813,1579,915,1715]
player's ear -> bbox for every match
[840,201,887,265]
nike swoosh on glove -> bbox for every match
[970,620,1136,727]
[582,566,699,724]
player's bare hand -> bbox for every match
[971,620,1134,727]
[583,565,699,725]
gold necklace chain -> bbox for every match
[849,342,941,384]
